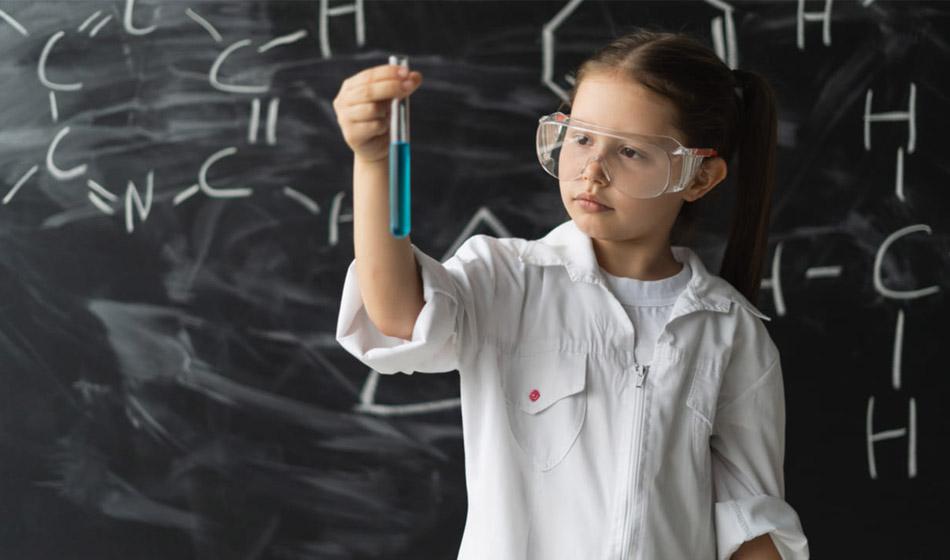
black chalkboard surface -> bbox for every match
[1,1,948,558]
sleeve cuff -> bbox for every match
[715,495,809,560]
[335,247,461,374]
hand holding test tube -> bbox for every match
[330,57,424,338]
[389,55,411,238]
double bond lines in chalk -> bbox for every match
[77,10,112,38]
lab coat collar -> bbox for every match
[518,221,769,320]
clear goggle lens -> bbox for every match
[536,113,717,199]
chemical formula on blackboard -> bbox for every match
[0,1,948,558]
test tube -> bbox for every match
[389,55,410,238]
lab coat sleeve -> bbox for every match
[711,356,810,560]
[336,245,474,375]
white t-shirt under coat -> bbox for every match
[600,262,692,366]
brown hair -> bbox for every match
[569,30,778,305]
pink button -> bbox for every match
[529,390,540,402]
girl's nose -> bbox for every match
[581,154,611,185]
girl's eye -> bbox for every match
[571,134,592,146]
[619,146,645,160]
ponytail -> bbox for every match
[718,69,777,306]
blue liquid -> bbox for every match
[389,142,411,238]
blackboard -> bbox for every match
[1,1,948,558]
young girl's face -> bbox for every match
[560,72,693,248]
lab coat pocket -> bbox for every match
[500,352,588,472]
[686,361,719,462]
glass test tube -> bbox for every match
[389,55,410,238]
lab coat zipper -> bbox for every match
[598,281,650,559]
[635,364,649,388]
[619,363,649,559]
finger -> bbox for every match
[343,101,389,123]
[341,67,422,102]
[344,119,389,143]
[341,64,409,93]
[349,76,420,105]
[334,68,422,122]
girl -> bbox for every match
[333,30,809,560]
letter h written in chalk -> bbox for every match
[866,396,917,480]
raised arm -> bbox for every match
[333,64,425,340]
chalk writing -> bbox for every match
[796,0,833,50]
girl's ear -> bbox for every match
[682,157,727,202]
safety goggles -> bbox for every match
[536,112,718,199]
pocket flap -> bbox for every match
[501,352,587,415]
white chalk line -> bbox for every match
[768,241,787,317]
[199,147,253,198]
[266,98,279,145]
[39,31,83,91]
[87,191,116,215]
[327,5,356,17]
[895,146,905,202]
[318,0,365,58]
[355,400,462,416]
[49,91,58,123]
[864,83,916,154]
[89,14,112,37]
[185,8,221,42]
[248,98,261,144]
[706,0,737,68]
[440,206,511,262]
[47,126,88,180]
[716,16,737,69]
[804,265,842,279]
[173,184,200,206]
[125,171,154,233]
[87,179,118,202]
[892,309,904,391]
[258,29,307,53]
[124,0,156,36]
[872,224,939,300]
[866,396,917,479]
[355,369,460,417]
[210,39,268,94]
[283,186,319,214]
[247,97,279,145]
[0,7,29,36]
[3,164,39,205]
[796,0,833,50]
[328,190,352,246]
[78,10,102,33]
[541,0,584,101]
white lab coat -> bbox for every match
[336,220,809,560]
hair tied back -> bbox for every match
[732,68,747,100]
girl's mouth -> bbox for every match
[574,193,613,212]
